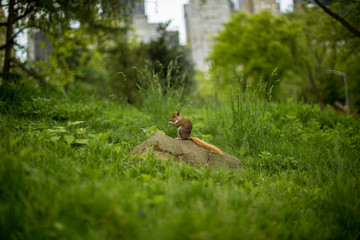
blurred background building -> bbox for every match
[131,1,179,47]
[130,1,162,43]
[28,30,53,62]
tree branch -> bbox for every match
[12,5,35,24]
[313,0,360,38]
[0,41,11,50]
[14,41,26,50]
[0,27,28,50]
[0,5,34,27]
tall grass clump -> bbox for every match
[217,76,359,172]
[135,60,187,134]
[214,79,360,239]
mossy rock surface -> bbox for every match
[131,132,241,169]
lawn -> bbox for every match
[0,83,359,239]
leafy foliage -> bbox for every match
[147,24,195,94]
[208,9,360,112]
[1,0,137,80]
[97,25,194,104]
[209,11,302,99]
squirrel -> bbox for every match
[169,111,223,155]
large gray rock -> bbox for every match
[131,132,241,169]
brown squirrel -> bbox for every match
[169,111,223,155]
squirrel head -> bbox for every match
[169,111,181,125]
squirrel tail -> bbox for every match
[190,137,223,155]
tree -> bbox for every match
[103,24,195,104]
[209,9,360,112]
[295,6,360,111]
[104,37,149,104]
[147,24,194,93]
[312,0,360,38]
[208,11,303,100]
[0,0,137,82]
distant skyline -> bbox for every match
[15,0,293,60]
[145,0,293,45]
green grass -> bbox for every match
[0,82,359,240]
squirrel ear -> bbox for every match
[176,111,180,115]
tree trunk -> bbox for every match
[3,0,15,81]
